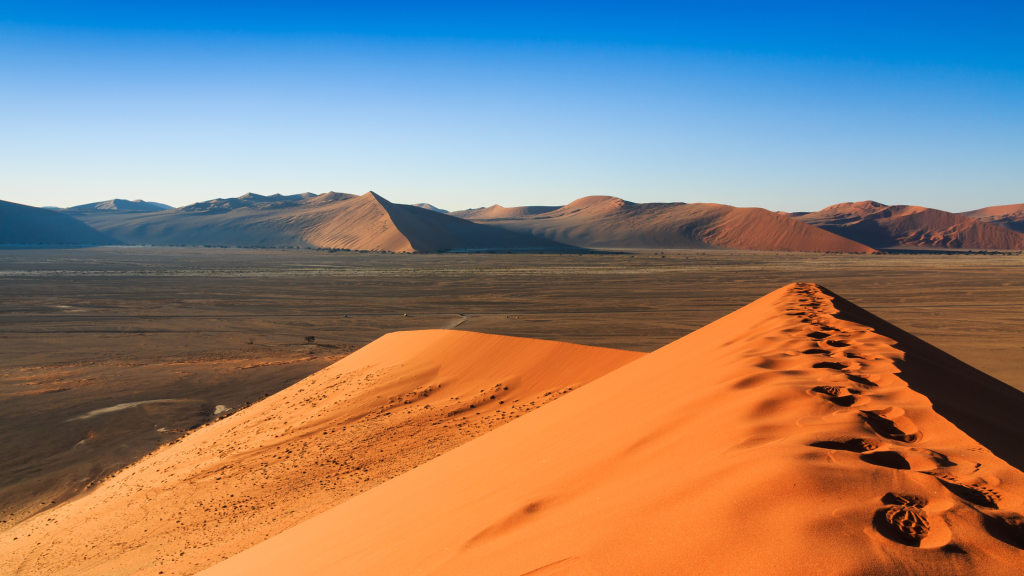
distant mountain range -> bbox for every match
[61,192,565,252]
[4,193,1022,252]
[451,196,876,253]
[60,199,174,212]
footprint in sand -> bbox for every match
[802,348,833,356]
[812,361,850,371]
[862,407,922,443]
[810,437,883,453]
[810,385,864,407]
[929,473,1005,509]
[874,493,952,548]
[861,449,953,471]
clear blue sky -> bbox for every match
[1,1,1021,212]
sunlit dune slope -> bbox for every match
[72,191,566,252]
[961,204,1024,234]
[0,199,122,245]
[462,196,877,252]
[205,283,1024,576]
[794,201,1024,249]
[0,331,643,576]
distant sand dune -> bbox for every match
[450,204,560,219]
[456,195,877,253]
[792,201,1024,249]
[962,203,1024,234]
[72,192,566,252]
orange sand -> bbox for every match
[201,284,1024,575]
[0,331,642,575]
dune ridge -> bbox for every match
[0,331,642,576]
[71,192,565,252]
[457,196,877,252]
[962,204,1024,234]
[793,201,1024,250]
[202,283,1024,575]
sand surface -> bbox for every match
[0,331,641,575]
[793,201,1024,250]
[200,284,1024,575]
[460,195,876,252]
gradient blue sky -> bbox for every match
[2,1,1021,212]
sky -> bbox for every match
[1,1,1022,212]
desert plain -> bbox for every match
[2,246,1024,575]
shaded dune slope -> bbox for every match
[466,196,876,252]
[794,201,1024,249]
[962,204,1024,234]
[206,283,1024,576]
[0,331,643,576]
[74,192,564,252]
[0,200,122,246]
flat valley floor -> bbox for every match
[2,247,1022,528]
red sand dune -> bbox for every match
[202,283,1024,576]
[70,192,564,252]
[0,331,642,576]
[0,199,122,246]
[450,204,561,219]
[962,204,1024,235]
[793,201,1024,250]
[458,196,876,252]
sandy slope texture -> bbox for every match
[451,204,561,219]
[0,331,642,576]
[0,200,122,246]
[71,192,565,252]
[793,201,1024,250]
[961,204,1024,234]
[204,283,1024,576]
[462,196,876,252]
